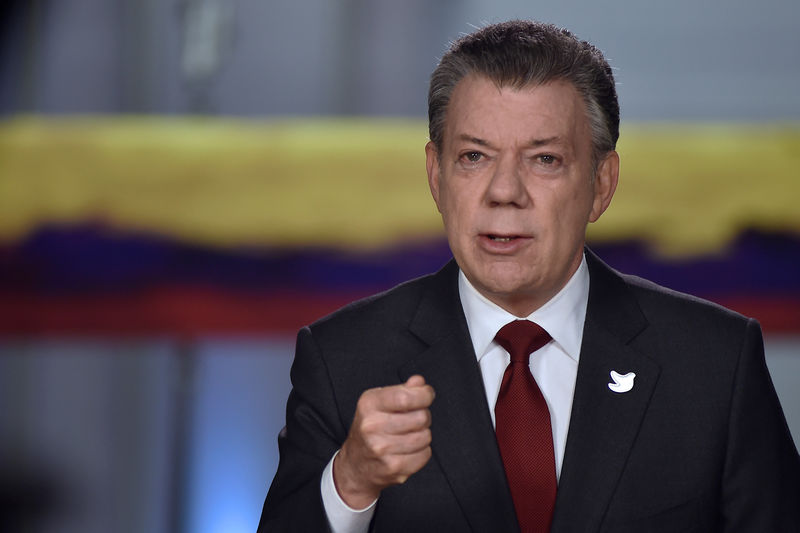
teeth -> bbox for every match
[490,236,512,242]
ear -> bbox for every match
[425,141,443,213]
[589,150,619,223]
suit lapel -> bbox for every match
[402,253,661,532]
[551,251,661,533]
[399,261,520,533]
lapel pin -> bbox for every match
[608,370,636,393]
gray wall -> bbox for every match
[2,0,799,119]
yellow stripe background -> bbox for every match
[1,117,798,256]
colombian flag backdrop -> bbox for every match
[1,117,799,334]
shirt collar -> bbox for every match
[458,254,590,363]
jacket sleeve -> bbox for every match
[721,318,800,531]
[258,326,348,533]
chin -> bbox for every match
[476,270,539,298]
[484,260,536,283]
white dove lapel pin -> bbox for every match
[608,370,636,393]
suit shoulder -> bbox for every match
[610,271,764,380]
[620,271,754,329]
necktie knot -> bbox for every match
[495,320,551,363]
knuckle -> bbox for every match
[394,389,411,410]
[418,446,432,464]
[423,385,435,401]
[409,430,430,450]
[356,392,374,413]
[371,441,390,457]
[359,432,375,449]
[416,409,431,427]
[360,416,382,435]
[383,455,399,473]
[420,428,432,445]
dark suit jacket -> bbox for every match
[259,251,800,532]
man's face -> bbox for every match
[426,75,618,316]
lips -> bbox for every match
[485,233,526,241]
[488,235,517,242]
[479,233,532,253]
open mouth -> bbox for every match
[487,235,519,242]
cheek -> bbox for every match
[441,189,473,230]
[567,184,595,220]
[545,188,592,242]
[439,198,465,244]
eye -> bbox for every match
[539,154,556,164]
[460,151,484,163]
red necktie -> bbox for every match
[494,320,557,533]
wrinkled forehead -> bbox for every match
[440,74,592,151]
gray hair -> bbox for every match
[428,20,619,168]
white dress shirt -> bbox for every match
[458,254,589,479]
[321,255,590,533]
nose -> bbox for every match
[485,155,529,207]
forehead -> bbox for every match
[442,75,590,149]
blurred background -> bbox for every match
[0,1,798,532]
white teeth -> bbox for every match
[490,236,512,242]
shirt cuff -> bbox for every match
[320,449,377,533]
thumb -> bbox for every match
[405,375,426,388]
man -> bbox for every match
[259,20,800,532]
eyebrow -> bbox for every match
[528,136,562,147]
[458,134,491,147]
